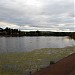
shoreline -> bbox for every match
[0,46,75,75]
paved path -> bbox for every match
[33,53,75,75]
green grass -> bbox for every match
[0,46,75,75]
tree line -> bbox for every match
[0,27,75,39]
[0,27,25,36]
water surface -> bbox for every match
[0,36,75,52]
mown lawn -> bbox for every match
[0,46,75,75]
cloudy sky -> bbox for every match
[0,0,74,32]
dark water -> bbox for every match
[0,36,75,52]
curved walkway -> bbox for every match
[33,53,75,75]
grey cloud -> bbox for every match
[42,0,74,15]
[0,0,74,31]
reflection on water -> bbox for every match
[0,36,75,52]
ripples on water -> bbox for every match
[0,36,75,52]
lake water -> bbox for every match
[0,36,75,52]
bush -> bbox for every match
[50,61,55,65]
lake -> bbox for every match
[0,36,75,52]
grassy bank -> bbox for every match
[0,46,75,75]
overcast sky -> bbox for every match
[0,0,74,32]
